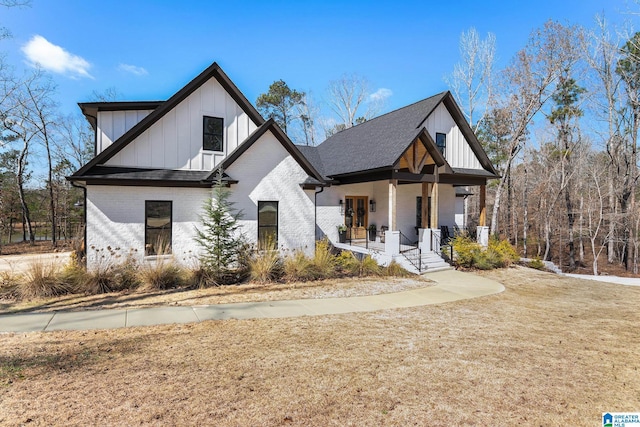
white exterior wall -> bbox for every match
[97,110,154,154]
[86,185,208,270]
[226,131,316,256]
[317,181,457,242]
[104,77,258,171]
[437,184,456,228]
[455,196,465,228]
[422,103,483,170]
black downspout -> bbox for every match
[70,181,87,266]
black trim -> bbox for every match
[436,132,446,155]
[203,116,224,152]
[71,62,265,179]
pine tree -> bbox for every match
[195,170,245,282]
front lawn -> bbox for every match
[0,266,638,425]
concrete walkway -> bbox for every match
[0,270,504,333]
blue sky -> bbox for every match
[1,0,637,121]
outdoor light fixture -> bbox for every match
[339,199,344,214]
[370,199,376,212]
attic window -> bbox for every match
[203,116,224,151]
[436,133,446,156]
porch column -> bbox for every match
[479,184,486,226]
[477,184,489,246]
[430,183,439,229]
[421,182,429,228]
[388,179,397,230]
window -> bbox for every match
[436,132,446,155]
[145,201,172,255]
[203,116,224,151]
[258,201,278,249]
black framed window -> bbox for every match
[145,201,172,255]
[258,201,278,249]
[436,132,446,155]
[203,116,224,151]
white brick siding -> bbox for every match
[86,185,209,270]
[226,130,316,257]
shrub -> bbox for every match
[528,258,545,270]
[383,260,413,277]
[450,235,519,270]
[57,260,88,292]
[0,271,19,299]
[139,258,184,290]
[487,238,520,267]
[335,250,360,276]
[249,245,282,283]
[18,260,71,299]
[284,250,313,282]
[111,256,142,291]
[450,235,482,268]
[83,261,118,294]
[310,239,336,279]
[359,255,382,277]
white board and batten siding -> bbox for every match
[101,77,258,171]
[421,103,483,170]
[97,110,154,154]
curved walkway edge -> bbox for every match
[0,269,504,333]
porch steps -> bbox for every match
[399,251,452,274]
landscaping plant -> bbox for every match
[194,170,246,284]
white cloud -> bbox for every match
[21,35,92,79]
[369,88,393,103]
[118,63,148,76]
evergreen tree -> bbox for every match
[194,170,245,282]
[256,80,304,133]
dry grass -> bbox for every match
[0,267,638,425]
[0,276,431,314]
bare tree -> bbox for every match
[490,21,581,237]
[326,74,377,130]
[446,27,497,132]
[20,70,59,246]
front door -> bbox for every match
[345,196,368,239]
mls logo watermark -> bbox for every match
[603,412,640,427]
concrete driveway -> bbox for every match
[0,251,72,274]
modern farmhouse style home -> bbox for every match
[68,62,498,272]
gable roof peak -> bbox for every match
[72,61,265,178]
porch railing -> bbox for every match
[399,230,422,273]
[346,226,369,250]
[432,228,455,265]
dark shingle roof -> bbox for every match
[69,166,216,187]
[310,92,447,177]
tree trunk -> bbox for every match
[523,165,528,257]
[578,196,585,264]
[565,179,576,270]
[17,141,34,244]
